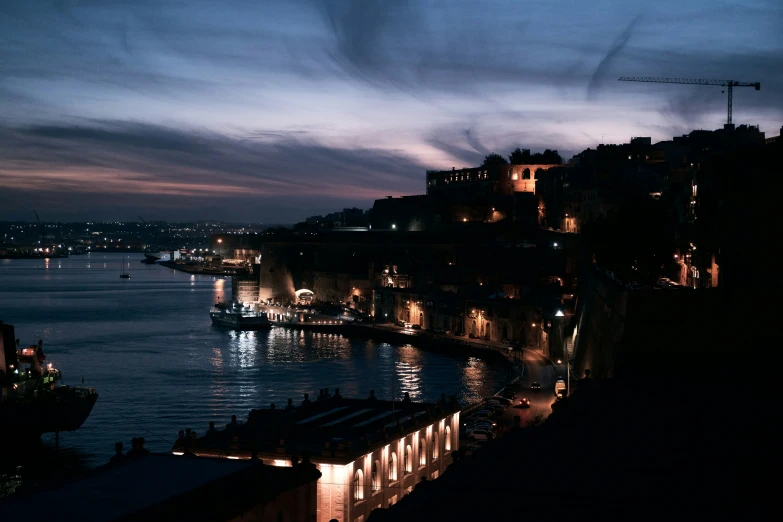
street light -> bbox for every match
[391,224,397,230]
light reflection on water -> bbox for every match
[0,254,510,467]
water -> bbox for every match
[0,253,509,467]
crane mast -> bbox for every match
[618,76,761,125]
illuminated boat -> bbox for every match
[0,322,98,437]
[209,301,272,331]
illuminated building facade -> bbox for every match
[176,399,460,522]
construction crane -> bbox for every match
[618,77,760,125]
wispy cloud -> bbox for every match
[0,120,427,221]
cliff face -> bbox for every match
[572,267,729,381]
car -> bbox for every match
[468,333,478,339]
[466,429,494,441]
[395,320,405,327]
[467,439,488,452]
[464,417,496,427]
[516,397,531,408]
[465,421,494,431]
[530,382,541,390]
[411,324,422,330]
[490,396,512,406]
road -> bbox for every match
[460,348,560,451]
[507,349,559,427]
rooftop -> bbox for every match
[178,397,458,464]
[1,454,320,522]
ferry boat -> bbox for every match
[209,301,272,330]
[0,322,98,438]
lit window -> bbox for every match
[433,433,439,460]
[389,452,398,481]
[420,439,427,466]
[405,445,412,474]
[445,426,451,451]
[354,469,364,501]
[372,461,380,491]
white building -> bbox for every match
[176,398,460,522]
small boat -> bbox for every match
[210,301,272,330]
[0,322,98,438]
[140,252,161,264]
[120,256,131,279]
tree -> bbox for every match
[530,149,563,164]
[482,152,508,167]
[508,148,531,164]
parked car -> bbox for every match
[468,333,478,339]
[465,421,494,431]
[467,439,488,452]
[517,397,531,408]
[411,324,421,330]
[395,320,405,327]
[464,416,496,427]
[467,429,494,441]
[530,382,541,390]
[490,396,512,406]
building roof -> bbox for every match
[179,398,457,464]
[1,454,320,522]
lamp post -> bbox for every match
[217,238,223,258]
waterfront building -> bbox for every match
[0,454,320,522]
[174,398,460,522]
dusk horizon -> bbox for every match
[2,0,781,223]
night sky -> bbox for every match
[1,0,781,223]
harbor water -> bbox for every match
[0,253,509,468]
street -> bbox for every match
[460,348,559,451]
[508,349,558,427]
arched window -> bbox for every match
[405,445,412,474]
[389,452,398,481]
[354,469,364,501]
[420,438,427,466]
[511,170,519,181]
[522,168,531,180]
[445,426,452,451]
[433,432,439,460]
[372,460,380,491]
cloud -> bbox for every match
[0,120,428,222]
[587,15,642,99]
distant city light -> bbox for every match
[553,242,558,247]
[391,224,396,229]
[555,310,565,317]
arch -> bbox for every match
[433,432,439,460]
[389,452,398,481]
[522,168,531,180]
[418,312,423,326]
[420,438,427,466]
[535,168,544,180]
[445,426,452,451]
[354,469,364,501]
[485,321,491,339]
[372,460,380,491]
[471,320,477,336]
[405,445,412,474]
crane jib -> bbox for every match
[617,76,761,125]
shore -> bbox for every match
[158,260,247,276]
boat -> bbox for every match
[140,252,161,264]
[120,256,131,279]
[0,322,98,438]
[209,301,272,330]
